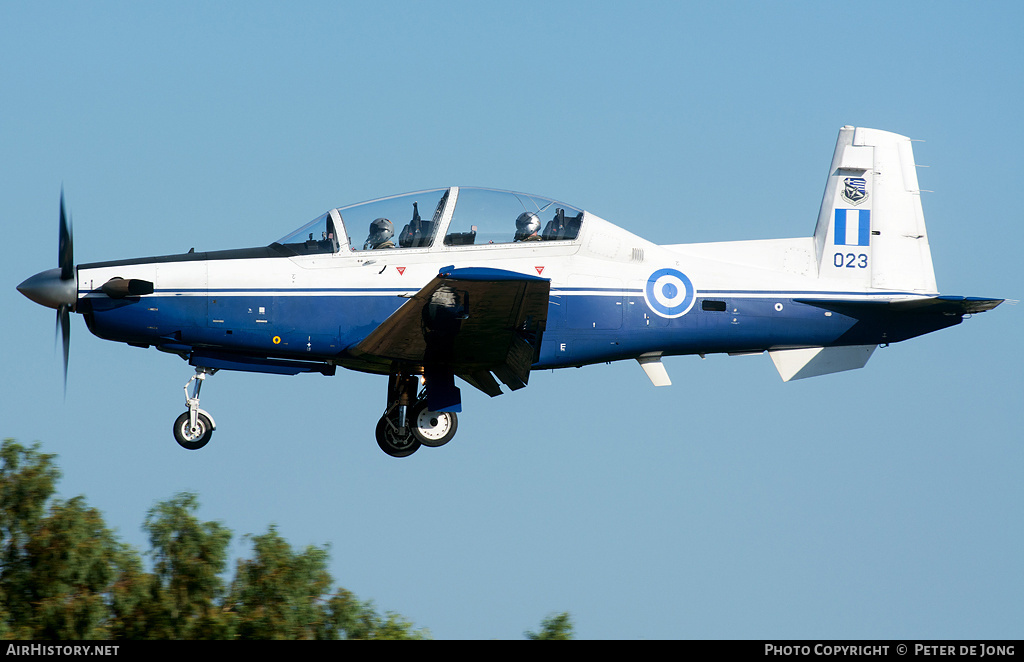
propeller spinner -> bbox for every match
[17,190,77,388]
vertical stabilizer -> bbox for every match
[813,126,937,293]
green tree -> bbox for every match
[0,440,429,640]
[142,492,233,639]
[106,541,162,639]
[23,496,123,639]
[0,440,132,639]
[336,595,431,640]
[228,527,430,639]
[228,525,337,639]
[0,440,60,638]
[526,611,574,640]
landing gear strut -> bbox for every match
[374,372,458,458]
[172,367,218,450]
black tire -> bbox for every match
[173,411,213,450]
[409,401,458,448]
[375,414,420,458]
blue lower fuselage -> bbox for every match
[79,287,961,374]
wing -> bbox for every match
[349,266,550,404]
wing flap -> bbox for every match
[351,266,550,395]
[458,370,503,398]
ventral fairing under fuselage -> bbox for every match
[17,127,1003,457]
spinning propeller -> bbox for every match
[17,190,78,390]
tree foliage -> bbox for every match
[0,441,125,639]
[525,611,575,640]
[142,492,233,638]
[0,439,430,640]
[0,439,568,639]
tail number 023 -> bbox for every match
[834,253,868,269]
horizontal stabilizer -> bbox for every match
[895,296,1004,314]
[769,345,876,382]
[794,296,1004,315]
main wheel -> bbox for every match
[409,401,458,447]
[173,411,213,450]
[375,414,421,458]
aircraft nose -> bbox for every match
[17,268,78,310]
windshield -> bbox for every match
[274,211,341,255]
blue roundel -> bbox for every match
[644,268,696,318]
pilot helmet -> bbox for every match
[364,217,394,249]
[514,212,541,241]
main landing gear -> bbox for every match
[375,373,458,458]
[172,367,218,450]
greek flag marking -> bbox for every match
[834,209,870,246]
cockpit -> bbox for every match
[272,187,584,255]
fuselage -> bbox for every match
[74,193,959,379]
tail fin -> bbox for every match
[813,126,937,293]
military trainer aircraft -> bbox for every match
[18,126,1002,457]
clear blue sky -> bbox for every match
[2,1,1020,639]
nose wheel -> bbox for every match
[173,410,214,450]
[173,367,217,450]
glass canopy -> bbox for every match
[274,187,583,255]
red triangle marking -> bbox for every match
[396,266,406,275]
[535,266,544,275]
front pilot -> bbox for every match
[364,217,395,249]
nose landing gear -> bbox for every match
[172,367,218,450]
